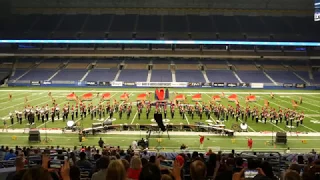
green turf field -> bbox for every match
[0,87,320,133]
[0,133,318,153]
[0,87,320,151]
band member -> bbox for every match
[8,93,12,101]
[270,92,274,99]
[299,97,303,104]
[102,106,106,118]
[98,107,102,120]
[75,105,79,118]
[94,106,97,118]
[247,138,253,149]
[199,135,205,149]
[191,108,194,120]
[119,108,123,120]
[55,105,60,120]
[171,107,175,119]
[109,107,114,119]
[40,107,45,123]
[83,106,87,117]
[164,107,167,119]
[146,107,150,120]
[71,106,75,121]
[3,119,7,132]
[91,110,94,120]
[18,112,22,124]
[9,112,14,125]
[127,107,131,120]
[199,109,203,120]
[51,108,55,123]
[138,106,142,120]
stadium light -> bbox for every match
[0,40,320,47]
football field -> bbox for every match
[0,87,320,152]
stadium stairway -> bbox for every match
[201,70,210,83]
[232,70,243,83]
[13,62,38,83]
[80,61,96,82]
[263,70,278,85]
[114,69,121,81]
[47,62,68,81]
[147,69,152,82]
[292,71,310,85]
[171,63,176,82]
[309,69,314,81]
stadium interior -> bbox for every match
[1,0,320,180]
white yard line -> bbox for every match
[184,113,190,125]
[260,95,318,132]
[271,95,319,113]
[297,96,320,108]
[301,125,317,132]
[0,95,52,111]
[131,111,138,125]
[0,92,30,101]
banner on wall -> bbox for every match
[188,82,202,87]
[86,81,98,86]
[295,83,306,88]
[99,82,110,86]
[227,83,238,87]
[110,81,123,87]
[283,83,294,88]
[251,83,264,88]
[43,81,52,85]
[135,82,188,87]
[238,83,250,87]
[212,82,225,87]
[31,81,41,86]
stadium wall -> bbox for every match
[8,81,319,90]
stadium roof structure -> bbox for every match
[1,39,320,47]
[11,0,313,11]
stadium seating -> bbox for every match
[206,70,239,83]
[237,70,272,83]
[117,69,148,82]
[84,69,118,82]
[51,69,87,81]
[266,71,304,83]
[313,72,320,84]
[19,69,57,81]
[151,70,172,82]
[9,69,28,81]
[175,70,205,82]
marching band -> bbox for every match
[4,93,306,132]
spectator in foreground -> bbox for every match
[121,159,130,172]
[190,160,206,180]
[6,157,26,180]
[284,171,301,180]
[69,166,81,180]
[127,156,142,180]
[21,166,52,180]
[4,149,16,160]
[76,152,92,169]
[139,163,161,180]
[106,160,127,180]
[91,156,110,180]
